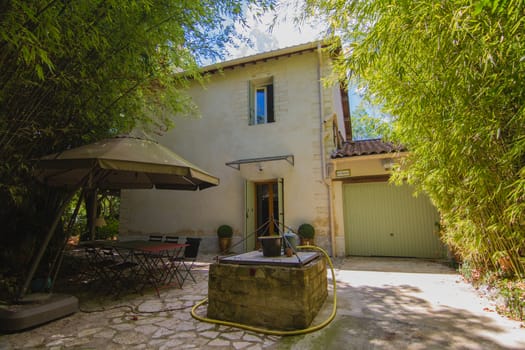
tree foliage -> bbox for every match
[0,0,274,282]
[306,0,525,276]
[350,102,391,140]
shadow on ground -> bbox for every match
[4,255,524,350]
[275,277,524,350]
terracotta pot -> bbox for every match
[218,237,232,253]
[300,237,314,246]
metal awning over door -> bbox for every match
[226,154,294,170]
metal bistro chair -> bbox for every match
[164,236,179,243]
[143,234,167,286]
[148,235,163,242]
[158,236,179,284]
[106,254,141,297]
[171,237,201,287]
[84,246,139,297]
[83,246,116,287]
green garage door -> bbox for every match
[343,182,445,258]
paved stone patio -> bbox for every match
[1,255,525,349]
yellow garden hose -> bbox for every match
[190,245,337,336]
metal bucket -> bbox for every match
[283,232,298,251]
[258,236,282,257]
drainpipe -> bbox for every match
[317,43,336,257]
[317,43,327,180]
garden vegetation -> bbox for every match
[0,0,274,297]
[305,0,525,317]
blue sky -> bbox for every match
[223,1,386,140]
[225,1,324,59]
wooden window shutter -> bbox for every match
[267,84,274,123]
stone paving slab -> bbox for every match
[1,255,525,349]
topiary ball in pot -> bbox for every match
[297,223,315,245]
[217,225,233,253]
[217,224,233,238]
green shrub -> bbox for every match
[298,223,315,239]
[217,224,233,238]
[497,279,525,321]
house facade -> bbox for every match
[119,40,446,258]
[119,40,348,255]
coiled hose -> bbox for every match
[190,245,337,336]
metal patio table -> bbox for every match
[82,240,188,296]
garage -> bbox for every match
[343,181,446,258]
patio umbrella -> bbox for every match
[35,135,219,191]
[19,135,219,299]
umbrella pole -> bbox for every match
[17,187,79,301]
[48,188,85,292]
[87,188,98,241]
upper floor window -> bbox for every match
[249,77,274,125]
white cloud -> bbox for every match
[225,1,325,60]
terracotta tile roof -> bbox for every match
[332,139,407,158]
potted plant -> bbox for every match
[297,223,315,246]
[217,224,233,253]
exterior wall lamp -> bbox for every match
[382,158,394,171]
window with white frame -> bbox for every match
[249,77,274,125]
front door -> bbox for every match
[256,181,279,238]
[245,179,284,250]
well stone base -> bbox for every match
[207,254,327,330]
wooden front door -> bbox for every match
[245,179,284,250]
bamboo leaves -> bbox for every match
[308,0,525,277]
[0,1,275,268]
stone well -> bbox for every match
[207,251,327,330]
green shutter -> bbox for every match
[267,84,274,123]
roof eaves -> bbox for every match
[201,38,338,74]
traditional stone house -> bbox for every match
[119,39,446,258]
[119,40,347,254]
